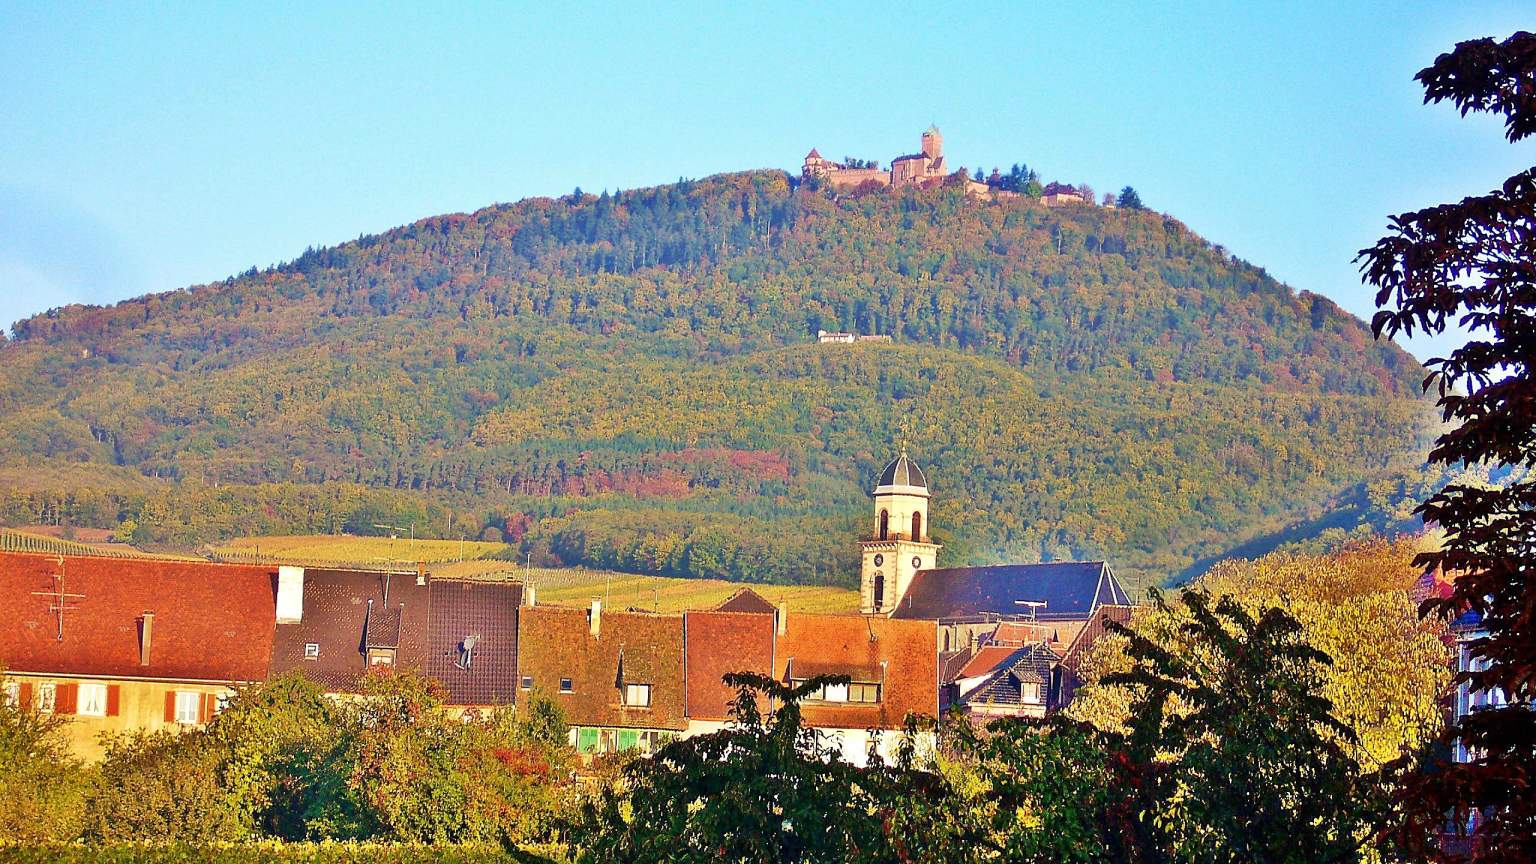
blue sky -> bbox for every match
[3,2,1532,360]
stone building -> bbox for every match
[803,126,989,196]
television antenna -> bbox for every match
[31,556,85,641]
[1014,600,1047,622]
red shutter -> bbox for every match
[56,682,78,715]
[199,693,213,724]
[17,683,31,709]
[164,690,177,722]
[106,684,121,717]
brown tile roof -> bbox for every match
[684,610,774,722]
[269,568,430,692]
[426,580,522,706]
[775,614,936,729]
[0,552,275,682]
[1058,604,1136,704]
[517,606,686,730]
[712,587,776,614]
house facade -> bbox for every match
[0,552,277,759]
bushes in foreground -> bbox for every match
[0,670,579,849]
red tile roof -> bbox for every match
[517,606,686,730]
[684,610,775,721]
[0,552,275,682]
[775,614,936,729]
[712,587,776,614]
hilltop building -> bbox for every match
[803,126,989,197]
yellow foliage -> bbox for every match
[1068,536,1451,770]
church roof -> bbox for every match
[806,148,822,160]
[890,561,1130,622]
[876,452,927,490]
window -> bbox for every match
[367,648,395,666]
[520,676,534,691]
[848,682,882,704]
[872,573,884,611]
[303,643,320,660]
[559,678,573,694]
[174,691,201,725]
[1020,682,1042,704]
[215,692,232,714]
[576,726,599,753]
[37,682,56,714]
[878,509,889,540]
[623,683,652,708]
[911,511,922,541]
[78,682,108,717]
[1,682,17,707]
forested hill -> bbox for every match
[0,170,1432,590]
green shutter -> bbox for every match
[577,727,599,753]
[618,729,639,751]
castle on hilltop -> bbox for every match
[803,125,990,196]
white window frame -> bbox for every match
[520,676,533,690]
[77,682,108,717]
[174,690,201,725]
[623,683,652,708]
[303,643,320,660]
[2,681,18,707]
[559,677,574,694]
[37,682,57,714]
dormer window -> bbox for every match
[367,648,396,666]
[303,643,320,661]
[560,678,573,694]
[623,683,652,708]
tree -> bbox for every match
[1358,30,1536,860]
[1117,186,1144,210]
[85,730,243,842]
[573,672,960,863]
[0,671,88,843]
[1101,589,1389,862]
[1069,539,1452,772]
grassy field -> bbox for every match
[431,559,859,614]
[210,534,512,565]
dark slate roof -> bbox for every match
[890,561,1130,622]
[269,568,430,692]
[713,587,776,614]
[876,453,927,489]
[964,643,1057,708]
[426,580,523,707]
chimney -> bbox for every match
[524,583,537,607]
[589,599,602,638]
[416,561,426,586]
[776,602,788,636]
[138,611,154,666]
[276,566,305,624]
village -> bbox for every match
[1,450,1138,766]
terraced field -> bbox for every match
[210,534,511,565]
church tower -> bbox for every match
[860,450,942,615]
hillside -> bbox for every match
[0,170,1433,590]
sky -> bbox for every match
[3,2,1533,361]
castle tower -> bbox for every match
[860,450,942,615]
[921,124,942,160]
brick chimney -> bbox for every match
[776,602,788,636]
[138,611,154,666]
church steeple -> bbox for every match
[861,449,941,615]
